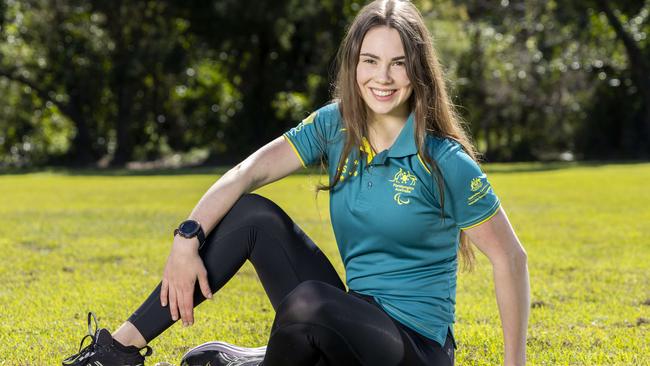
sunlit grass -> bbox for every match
[0,162,648,365]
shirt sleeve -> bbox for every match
[282,103,339,167]
[439,141,500,230]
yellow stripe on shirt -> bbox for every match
[460,203,501,230]
[283,134,307,168]
[416,153,432,175]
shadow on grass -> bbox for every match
[1,160,648,176]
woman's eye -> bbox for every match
[392,61,405,66]
[363,59,376,64]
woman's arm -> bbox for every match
[188,135,303,235]
[161,135,304,326]
[463,207,530,366]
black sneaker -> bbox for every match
[62,312,153,366]
[180,341,266,366]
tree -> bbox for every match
[0,0,195,166]
[89,0,191,165]
[0,0,110,165]
[589,0,648,155]
[449,0,649,160]
[168,0,361,161]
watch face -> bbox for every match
[180,220,200,236]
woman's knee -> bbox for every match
[229,193,287,227]
[274,280,339,325]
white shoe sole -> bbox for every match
[181,341,267,360]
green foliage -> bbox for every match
[0,164,648,364]
[168,57,241,156]
[0,0,648,166]
[166,0,356,157]
[444,0,650,160]
[0,79,74,166]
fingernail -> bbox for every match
[208,293,213,299]
[172,316,177,321]
[183,322,188,327]
[162,302,167,307]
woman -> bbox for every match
[62,1,529,365]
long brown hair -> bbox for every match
[318,0,480,270]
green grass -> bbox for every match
[0,162,648,365]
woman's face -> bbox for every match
[356,26,413,120]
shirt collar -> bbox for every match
[359,111,417,165]
[386,111,417,158]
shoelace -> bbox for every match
[63,312,103,364]
[64,312,153,365]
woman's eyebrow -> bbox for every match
[360,53,406,61]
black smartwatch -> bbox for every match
[174,219,206,249]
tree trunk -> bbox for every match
[111,78,134,166]
[596,0,650,153]
[104,0,135,166]
[226,34,274,159]
[65,98,96,166]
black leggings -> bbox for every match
[128,193,454,365]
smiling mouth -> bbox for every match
[371,88,397,97]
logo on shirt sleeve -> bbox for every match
[468,175,491,206]
[303,111,317,125]
[389,168,417,205]
[470,177,483,192]
[292,111,318,133]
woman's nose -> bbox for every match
[374,64,392,83]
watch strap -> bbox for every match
[196,227,206,249]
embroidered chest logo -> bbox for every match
[388,168,417,205]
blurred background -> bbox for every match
[0,0,647,168]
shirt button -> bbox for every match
[367,181,373,188]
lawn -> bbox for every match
[0,162,648,365]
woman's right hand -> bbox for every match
[160,237,213,327]
[158,135,303,325]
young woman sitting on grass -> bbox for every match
[62,1,530,365]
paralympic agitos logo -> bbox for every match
[389,168,417,205]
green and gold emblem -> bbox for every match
[470,177,483,192]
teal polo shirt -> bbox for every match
[283,102,500,347]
